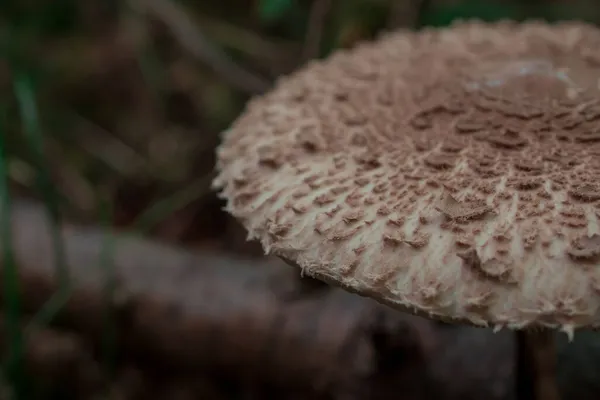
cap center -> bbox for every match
[463,59,600,103]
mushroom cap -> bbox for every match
[213,20,600,333]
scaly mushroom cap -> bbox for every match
[213,20,600,334]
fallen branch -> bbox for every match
[2,199,436,399]
[3,200,600,399]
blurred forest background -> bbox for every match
[2,0,600,399]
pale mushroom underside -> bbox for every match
[214,20,600,335]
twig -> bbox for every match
[414,0,432,28]
[388,0,432,30]
[303,0,334,62]
[130,0,270,95]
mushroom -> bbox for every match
[213,20,600,400]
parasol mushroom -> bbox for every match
[213,19,600,400]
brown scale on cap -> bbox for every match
[213,20,600,333]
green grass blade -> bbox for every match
[0,104,27,399]
[99,197,117,385]
[132,175,211,234]
[258,0,294,22]
[13,73,72,328]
